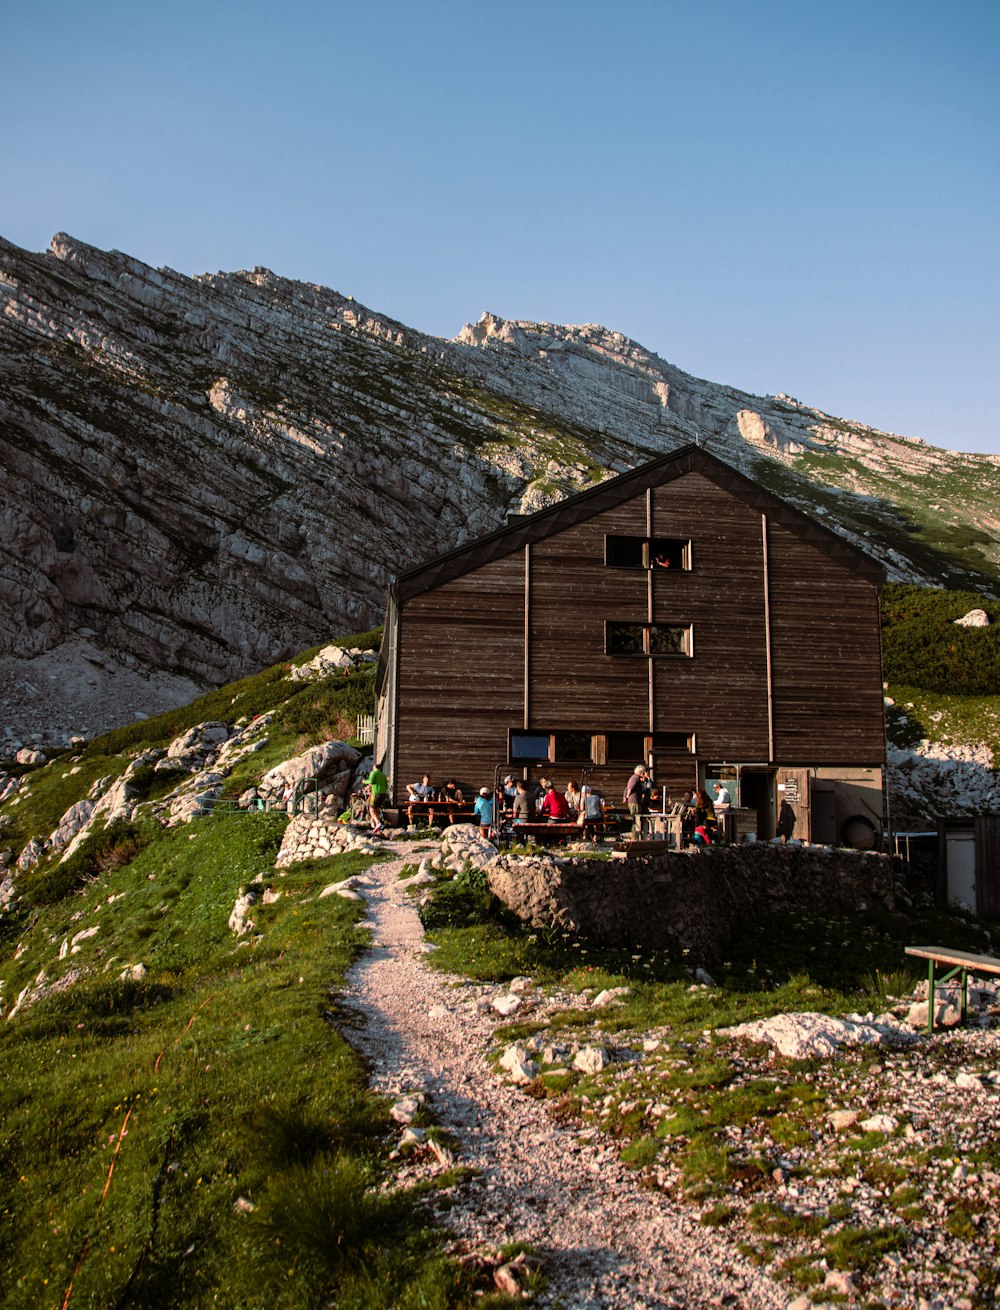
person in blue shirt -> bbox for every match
[474,787,495,837]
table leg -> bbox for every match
[927,959,936,1035]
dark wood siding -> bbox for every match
[766,519,885,763]
[650,473,770,760]
[530,500,648,727]
[394,553,524,794]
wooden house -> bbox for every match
[374,444,886,844]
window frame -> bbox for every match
[604,535,692,571]
[605,621,693,658]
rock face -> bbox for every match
[4,231,1000,739]
[486,844,894,962]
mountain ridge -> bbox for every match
[3,230,999,742]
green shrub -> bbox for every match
[881,582,1000,694]
[20,818,157,906]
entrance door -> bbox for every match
[946,830,976,912]
[740,769,776,840]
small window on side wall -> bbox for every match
[606,732,646,762]
[510,732,551,761]
[652,731,695,753]
[606,622,692,657]
[605,535,692,570]
[605,536,646,569]
[649,538,690,570]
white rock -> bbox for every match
[955,608,990,627]
[956,1071,985,1090]
[592,986,631,1007]
[828,1109,861,1131]
[492,993,522,1016]
[859,1113,897,1133]
[389,1094,425,1124]
[573,1045,611,1074]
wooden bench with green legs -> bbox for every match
[904,946,1000,1033]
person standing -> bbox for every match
[474,787,495,837]
[777,798,796,843]
[624,764,649,833]
[366,762,389,834]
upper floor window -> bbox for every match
[605,536,691,570]
[606,622,692,657]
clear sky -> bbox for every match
[3,0,997,453]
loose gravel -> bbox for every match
[343,845,788,1308]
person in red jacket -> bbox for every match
[538,782,569,822]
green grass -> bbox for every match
[0,823,468,1309]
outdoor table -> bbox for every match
[405,798,475,827]
[904,945,1000,1033]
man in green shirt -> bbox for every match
[366,764,389,834]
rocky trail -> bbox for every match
[342,844,787,1309]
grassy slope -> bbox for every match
[881,582,1000,760]
[0,636,477,1310]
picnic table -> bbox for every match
[904,945,1000,1033]
[404,798,476,827]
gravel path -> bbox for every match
[343,845,789,1309]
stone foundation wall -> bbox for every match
[485,844,894,963]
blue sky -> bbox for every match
[3,0,997,452]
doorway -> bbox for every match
[739,769,776,840]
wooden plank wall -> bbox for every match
[394,552,525,796]
[651,474,770,762]
[766,520,885,763]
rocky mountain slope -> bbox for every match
[3,231,1000,741]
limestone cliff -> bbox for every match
[2,232,999,740]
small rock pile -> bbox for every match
[288,644,377,681]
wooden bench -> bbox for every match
[904,945,1000,1033]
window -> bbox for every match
[649,537,690,570]
[606,623,646,655]
[553,731,593,761]
[606,622,692,657]
[605,535,691,570]
[606,732,646,762]
[605,536,646,568]
[509,731,597,763]
[510,732,550,761]
[652,732,696,753]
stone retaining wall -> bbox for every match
[485,844,894,963]
[275,815,379,865]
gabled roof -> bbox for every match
[390,443,885,602]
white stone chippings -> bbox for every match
[340,841,787,1309]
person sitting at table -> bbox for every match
[406,774,435,802]
[501,774,518,814]
[563,780,582,814]
[578,784,604,839]
[440,778,464,804]
[511,782,532,825]
[538,781,569,823]
[473,787,495,837]
[534,776,552,813]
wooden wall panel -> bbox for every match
[395,553,524,795]
[650,475,770,761]
[530,499,648,727]
[766,521,884,763]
